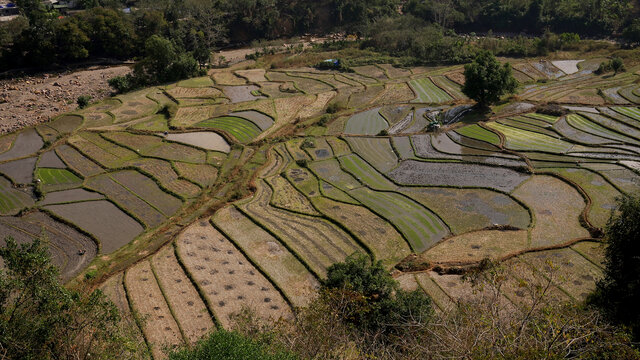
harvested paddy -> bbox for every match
[422,229,529,263]
[389,160,530,192]
[151,246,215,344]
[45,200,143,253]
[176,221,292,329]
[166,132,230,153]
[213,206,319,307]
[125,261,184,359]
[312,196,412,266]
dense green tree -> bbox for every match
[54,19,90,61]
[0,237,138,359]
[78,7,135,59]
[462,50,517,107]
[590,195,640,341]
[623,19,640,44]
[324,253,432,333]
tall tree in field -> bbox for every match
[462,50,517,108]
[589,195,640,341]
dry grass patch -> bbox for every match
[173,162,218,188]
[235,69,267,83]
[297,91,336,119]
[125,261,183,359]
[152,246,215,344]
[373,82,416,104]
[521,248,603,301]
[166,86,224,99]
[176,221,292,329]
[421,229,528,264]
[265,175,320,216]
[413,273,454,311]
[211,71,246,86]
[571,241,605,269]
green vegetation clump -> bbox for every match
[324,253,433,333]
[462,50,517,107]
[169,330,298,360]
[595,57,626,75]
[0,236,142,359]
[109,35,205,93]
[590,195,640,341]
[76,95,92,109]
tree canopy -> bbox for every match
[462,50,517,107]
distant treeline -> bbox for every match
[1,0,639,71]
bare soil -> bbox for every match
[0,66,130,134]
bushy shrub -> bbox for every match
[595,57,626,75]
[169,330,298,360]
[589,195,640,341]
[76,95,92,109]
[324,253,432,333]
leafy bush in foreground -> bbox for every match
[169,330,298,360]
[590,195,640,341]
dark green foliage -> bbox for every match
[462,50,517,107]
[169,330,298,360]
[623,19,640,44]
[77,95,92,109]
[0,237,137,359]
[326,102,345,114]
[590,195,640,341]
[324,253,432,333]
[108,35,204,94]
[596,57,626,75]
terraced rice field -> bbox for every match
[345,137,398,173]
[344,107,387,135]
[409,78,453,104]
[196,116,262,143]
[348,187,448,252]
[2,59,637,354]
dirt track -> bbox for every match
[0,65,130,134]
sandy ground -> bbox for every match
[0,65,131,134]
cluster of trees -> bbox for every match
[404,0,638,38]
[1,0,638,72]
